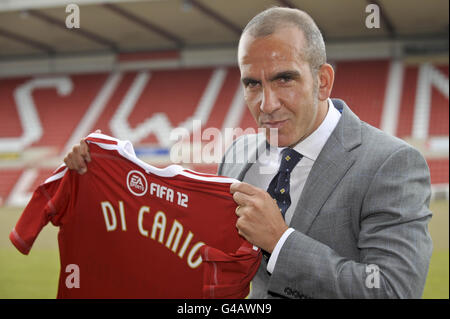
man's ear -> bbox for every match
[317,63,334,101]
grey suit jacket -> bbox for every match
[218,99,433,299]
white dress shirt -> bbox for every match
[242,99,341,273]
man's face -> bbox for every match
[238,26,321,147]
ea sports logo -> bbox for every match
[127,170,148,196]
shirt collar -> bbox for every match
[288,98,341,161]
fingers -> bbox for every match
[63,138,91,174]
[234,205,251,239]
[73,144,87,174]
[231,182,288,252]
[230,182,258,195]
[231,182,258,208]
[232,184,263,220]
[235,217,247,238]
[64,150,85,174]
[63,130,102,174]
[79,139,91,163]
[235,205,242,216]
[232,191,253,208]
[231,182,270,208]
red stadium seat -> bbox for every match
[0,61,448,205]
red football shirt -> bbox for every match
[10,133,261,298]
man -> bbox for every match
[65,7,432,298]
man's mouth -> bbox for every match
[261,119,288,129]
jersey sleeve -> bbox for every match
[201,241,262,299]
[9,167,73,255]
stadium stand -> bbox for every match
[0,168,23,206]
[0,59,448,206]
[429,65,449,136]
[397,65,418,138]
[332,59,390,129]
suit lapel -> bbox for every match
[289,100,362,234]
[233,99,362,234]
[236,133,267,181]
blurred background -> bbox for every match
[0,0,448,298]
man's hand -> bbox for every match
[230,182,288,253]
[63,129,101,174]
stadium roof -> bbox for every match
[0,0,448,59]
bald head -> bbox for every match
[239,7,326,76]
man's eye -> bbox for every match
[279,76,292,83]
[244,80,260,88]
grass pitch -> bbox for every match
[0,201,448,299]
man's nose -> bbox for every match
[260,86,281,114]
